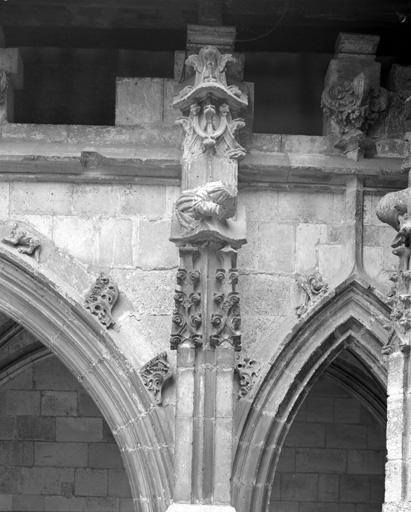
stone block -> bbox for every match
[163,79,180,125]
[98,218,133,267]
[369,475,385,504]
[356,505,382,512]
[0,416,16,439]
[240,274,294,317]
[363,226,379,246]
[340,474,370,502]
[388,64,411,94]
[22,467,74,495]
[306,397,333,423]
[13,494,44,511]
[295,224,327,273]
[0,184,9,218]
[335,33,380,57]
[35,442,88,467]
[334,397,361,424]
[284,422,325,448]
[281,473,318,501]
[16,215,53,239]
[318,244,343,280]
[44,496,85,511]
[299,504,355,512]
[0,495,12,512]
[318,474,339,502]
[119,185,167,219]
[108,469,132,497]
[1,368,33,390]
[0,466,21,493]
[75,468,107,496]
[278,191,334,224]
[363,246,384,280]
[326,424,367,449]
[0,48,24,88]
[310,376,348,397]
[115,77,164,125]
[34,359,82,391]
[16,416,56,441]
[56,417,103,442]
[5,390,40,416]
[240,189,278,223]
[41,391,78,417]
[269,501,299,512]
[119,498,135,512]
[187,25,236,52]
[296,448,347,473]
[72,184,119,217]
[78,391,101,417]
[237,220,259,270]
[135,219,178,269]
[9,182,72,215]
[88,443,124,469]
[53,216,98,265]
[347,449,385,475]
[259,223,295,273]
[2,123,69,142]
[0,440,33,465]
[276,448,296,473]
[84,497,120,512]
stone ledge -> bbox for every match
[167,505,236,512]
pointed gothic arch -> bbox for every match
[232,276,389,512]
[0,243,174,512]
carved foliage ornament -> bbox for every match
[170,260,202,350]
[140,352,172,405]
[295,272,328,318]
[322,72,389,159]
[84,273,119,329]
[236,357,260,398]
[1,223,41,261]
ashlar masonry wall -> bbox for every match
[0,355,133,512]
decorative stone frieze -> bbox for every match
[235,356,260,398]
[1,223,41,261]
[295,272,328,317]
[322,71,389,160]
[140,352,172,405]
[84,273,119,328]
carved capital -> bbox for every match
[1,223,41,261]
[173,46,247,112]
[295,272,328,318]
[140,352,172,405]
[322,72,389,160]
[236,357,260,398]
[84,273,119,328]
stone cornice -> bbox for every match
[0,124,407,189]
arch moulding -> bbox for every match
[0,242,174,512]
[232,276,389,512]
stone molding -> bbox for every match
[84,272,119,329]
[140,351,172,405]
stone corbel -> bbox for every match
[140,352,172,405]
[1,223,41,261]
[295,272,328,318]
[322,71,389,160]
[84,273,119,328]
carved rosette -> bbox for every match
[210,246,241,351]
[140,352,172,405]
[295,272,328,318]
[170,246,202,350]
[84,273,119,328]
[1,223,41,261]
[173,45,248,164]
[322,72,389,160]
[236,357,260,398]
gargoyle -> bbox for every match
[1,223,41,261]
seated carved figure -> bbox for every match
[175,181,237,233]
[1,223,41,260]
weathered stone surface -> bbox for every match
[115,78,164,125]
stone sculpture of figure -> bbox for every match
[175,181,237,234]
[1,223,41,261]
